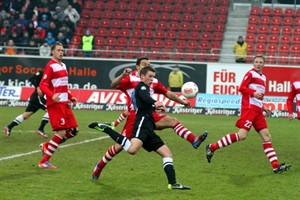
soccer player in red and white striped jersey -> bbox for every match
[38,42,79,169]
[206,55,291,174]
[286,80,300,121]
[91,57,207,180]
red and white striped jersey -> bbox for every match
[39,59,72,106]
[239,68,266,112]
[287,80,300,119]
[117,70,168,111]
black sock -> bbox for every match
[103,127,126,145]
[38,120,48,131]
[7,121,18,129]
[163,158,176,185]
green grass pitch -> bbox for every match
[0,107,299,200]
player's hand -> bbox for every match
[122,68,132,76]
[263,106,272,116]
[155,101,166,112]
[182,100,190,107]
[71,97,77,106]
[37,87,43,97]
[288,114,293,121]
[52,93,60,102]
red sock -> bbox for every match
[113,111,128,127]
[263,142,280,169]
[40,134,63,163]
[210,133,240,152]
[173,122,195,144]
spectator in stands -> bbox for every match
[233,36,248,63]
[45,32,56,45]
[57,0,69,11]
[20,31,30,47]
[62,15,74,32]
[4,12,14,27]
[14,13,28,27]
[71,0,82,14]
[11,22,26,38]
[54,6,65,22]
[59,24,72,44]
[11,0,26,14]
[64,5,79,26]
[82,29,94,57]
[39,7,52,21]
[31,14,39,28]
[31,32,43,45]
[39,41,51,56]
[45,0,58,15]
[51,13,62,29]
[39,14,50,29]
[0,28,9,46]
[26,21,35,38]
[56,31,68,47]
[47,21,59,38]
[10,31,21,45]
[4,39,17,55]
[34,26,46,41]
[25,39,39,55]
[168,65,184,92]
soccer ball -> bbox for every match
[181,82,199,99]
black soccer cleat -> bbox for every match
[88,122,111,132]
[273,163,292,174]
[192,131,208,149]
[206,144,214,163]
[168,183,191,190]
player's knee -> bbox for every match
[127,149,138,155]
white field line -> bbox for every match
[0,135,109,161]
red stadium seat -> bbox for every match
[106,37,117,46]
[109,29,119,37]
[125,11,135,20]
[168,21,179,31]
[268,34,279,44]
[179,21,190,31]
[178,31,189,40]
[199,41,211,50]
[84,1,94,9]
[250,6,261,15]
[149,3,161,12]
[206,6,217,14]
[111,20,122,29]
[218,15,227,24]
[261,6,272,16]
[170,12,181,21]
[161,3,173,12]
[134,21,144,29]
[92,10,102,19]
[119,29,130,38]
[94,37,105,46]
[127,2,138,11]
[258,25,269,34]
[277,53,289,65]
[128,38,139,47]
[279,44,290,54]
[157,21,168,30]
[269,25,281,35]
[147,12,159,21]
[291,44,300,53]
[273,7,283,17]
[256,43,266,54]
[175,40,186,49]
[201,32,211,41]
[102,10,113,19]
[117,2,127,11]
[187,40,199,49]
[191,22,202,32]
[131,29,142,38]
[173,3,184,12]
[211,41,222,49]
[281,35,291,44]
[194,13,204,22]
[296,8,300,17]
[294,26,300,35]
[267,44,278,53]
[164,40,175,49]
[185,4,195,13]
[281,26,292,35]
[271,16,282,25]
[123,20,133,29]
[215,23,225,32]
[106,1,116,10]
[160,12,170,21]
[204,14,215,23]
[245,33,256,43]
[81,9,91,18]
[247,24,257,33]
[202,23,213,32]
[260,16,270,25]
[212,32,223,41]
[94,1,104,10]
[114,11,125,19]
[248,15,259,24]
[190,31,200,40]
[74,27,84,36]
[155,30,165,39]
[295,17,300,26]
[265,53,277,64]
[100,19,110,28]
[152,39,164,48]
[182,13,194,22]
[143,29,154,38]
[117,38,128,47]
[140,38,151,47]
[283,17,294,26]
[137,11,147,20]
[70,36,81,45]
[292,35,300,44]
[284,8,295,17]
[289,53,300,65]
[77,19,88,27]
[218,6,229,15]
[257,34,268,43]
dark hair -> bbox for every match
[136,57,149,66]
[51,41,63,50]
[253,54,265,63]
[139,66,155,76]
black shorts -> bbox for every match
[25,92,46,112]
[132,116,165,152]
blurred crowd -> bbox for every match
[0,0,82,55]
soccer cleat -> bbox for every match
[38,161,57,169]
[192,131,208,149]
[273,163,292,174]
[39,142,48,156]
[104,122,115,130]
[4,126,11,138]
[206,144,214,163]
[36,130,48,138]
[88,122,111,132]
[168,183,191,190]
[92,162,101,180]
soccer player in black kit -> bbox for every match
[89,66,191,190]
[4,70,49,139]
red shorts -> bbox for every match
[47,103,78,131]
[121,110,166,138]
[235,109,267,132]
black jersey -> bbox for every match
[132,82,156,116]
[29,70,43,88]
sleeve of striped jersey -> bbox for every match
[39,66,54,98]
[239,72,256,96]
[154,80,168,94]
